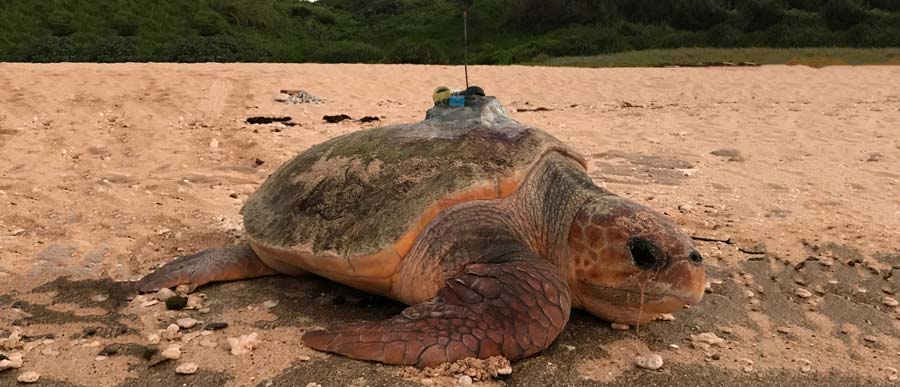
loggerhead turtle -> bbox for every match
[138,89,705,367]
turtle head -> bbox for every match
[567,197,705,325]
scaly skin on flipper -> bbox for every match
[138,244,278,293]
[302,258,571,367]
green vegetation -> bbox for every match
[539,47,900,67]
[1,0,899,64]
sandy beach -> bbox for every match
[1,63,899,386]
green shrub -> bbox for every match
[388,39,448,64]
[218,0,278,29]
[741,0,786,31]
[47,9,76,37]
[12,37,79,62]
[785,0,827,11]
[110,10,139,37]
[193,10,227,36]
[82,37,140,62]
[706,23,744,47]
[845,23,900,47]
[308,41,385,63]
[821,0,867,30]
[670,0,728,30]
[162,36,271,62]
[870,0,900,11]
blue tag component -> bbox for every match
[449,95,465,107]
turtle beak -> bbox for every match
[659,257,706,306]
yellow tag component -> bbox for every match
[432,86,452,103]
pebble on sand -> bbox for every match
[457,375,473,386]
[141,299,159,307]
[148,333,161,344]
[175,362,198,375]
[0,352,24,371]
[176,318,198,329]
[156,288,176,302]
[263,300,279,308]
[794,288,813,298]
[227,333,259,355]
[634,353,664,370]
[611,323,630,331]
[17,371,40,383]
[161,344,182,360]
[657,313,676,321]
[690,332,725,347]
[884,297,899,307]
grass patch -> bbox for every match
[535,47,900,68]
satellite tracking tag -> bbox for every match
[449,95,465,107]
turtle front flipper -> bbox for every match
[302,258,571,367]
[138,244,278,293]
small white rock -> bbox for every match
[95,355,108,361]
[677,204,693,212]
[2,331,23,350]
[164,324,181,340]
[884,297,899,307]
[634,353,664,370]
[497,366,513,375]
[0,352,24,370]
[199,339,218,348]
[457,374,473,386]
[611,323,630,331]
[263,299,279,308]
[691,332,725,346]
[156,288,176,301]
[161,344,181,360]
[669,344,680,349]
[148,333,161,344]
[298,355,311,361]
[209,139,219,149]
[176,318,198,329]
[91,293,109,302]
[17,371,40,383]
[141,299,159,307]
[175,362,198,375]
[227,333,259,355]
[794,288,813,298]
[657,313,676,321]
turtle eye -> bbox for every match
[627,237,667,271]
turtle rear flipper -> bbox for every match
[138,244,278,293]
[302,258,571,366]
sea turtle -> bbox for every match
[138,89,706,367]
